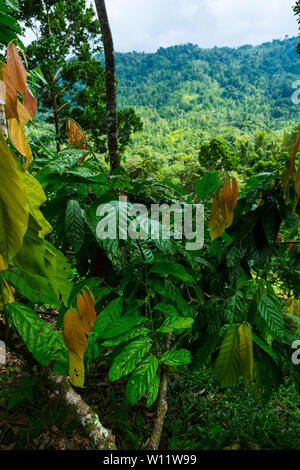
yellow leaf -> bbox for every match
[238,323,253,384]
[63,307,88,388]
[21,172,52,238]
[77,289,96,334]
[7,116,32,168]
[209,177,238,240]
[63,291,97,388]
[0,131,29,268]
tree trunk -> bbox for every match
[94,0,120,172]
[0,104,7,138]
[147,332,172,450]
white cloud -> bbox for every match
[101,0,298,52]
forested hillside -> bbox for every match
[0,0,299,453]
[104,39,300,184]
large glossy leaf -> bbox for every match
[258,294,285,340]
[146,374,160,407]
[21,171,52,238]
[160,349,191,366]
[238,323,253,383]
[3,268,58,305]
[101,326,150,347]
[0,131,28,268]
[109,337,152,381]
[196,171,219,200]
[65,199,85,252]
[8,302,68,372]
[14,218,72,305]
[214,324,241,387]
[100,316,147,340]
[125,356,158,405]
[149,262,193,283]
[92,297,123,338]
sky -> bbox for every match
[102,0,298,52]
[24,0,299,53]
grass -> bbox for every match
[0,353,299,450]
[82,364,300,450]
[0,352,89,450]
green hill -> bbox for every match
[106,38,300,181]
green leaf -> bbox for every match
[102,326,150,347]
[160,349,191,366]
[125,356,158,405]
[100,316,147,339]
[0,132,29,268]
[109,337,152,381]
[146,374,160,407]
[149,262,193,283]
[4,0,20,11]
[8,302,68,373]
[93,298,123,338]
[0,10,21,32]
[258,294,285,340]
[252,346,282,405]
[225,291,244,323]
[252,332,279,366]
[196,172,219,200]
[65,200,85,252]
[158,316,194,333]
[214,324,241,387]
[154,302,178,317]
[3,268,58,305]
[191,329,226,371]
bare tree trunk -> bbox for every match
[94,0,120,172]
[0,104,8,138]
[147,332,172,450]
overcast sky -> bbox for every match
[24,0,299,52]
[101,0,298,52]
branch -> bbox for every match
[57,90,85,113]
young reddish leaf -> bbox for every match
[64,289,97,387]
[6,42,26,96]
[66,119,87,164]
[1,63,18,119]
[23,84,37,119]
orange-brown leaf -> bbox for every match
[66,118,87,163]
[7,116,32,168]
[6,43,26,96]
[2,63,18,120]
[209,177,238,241]
[23,84,37,119]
